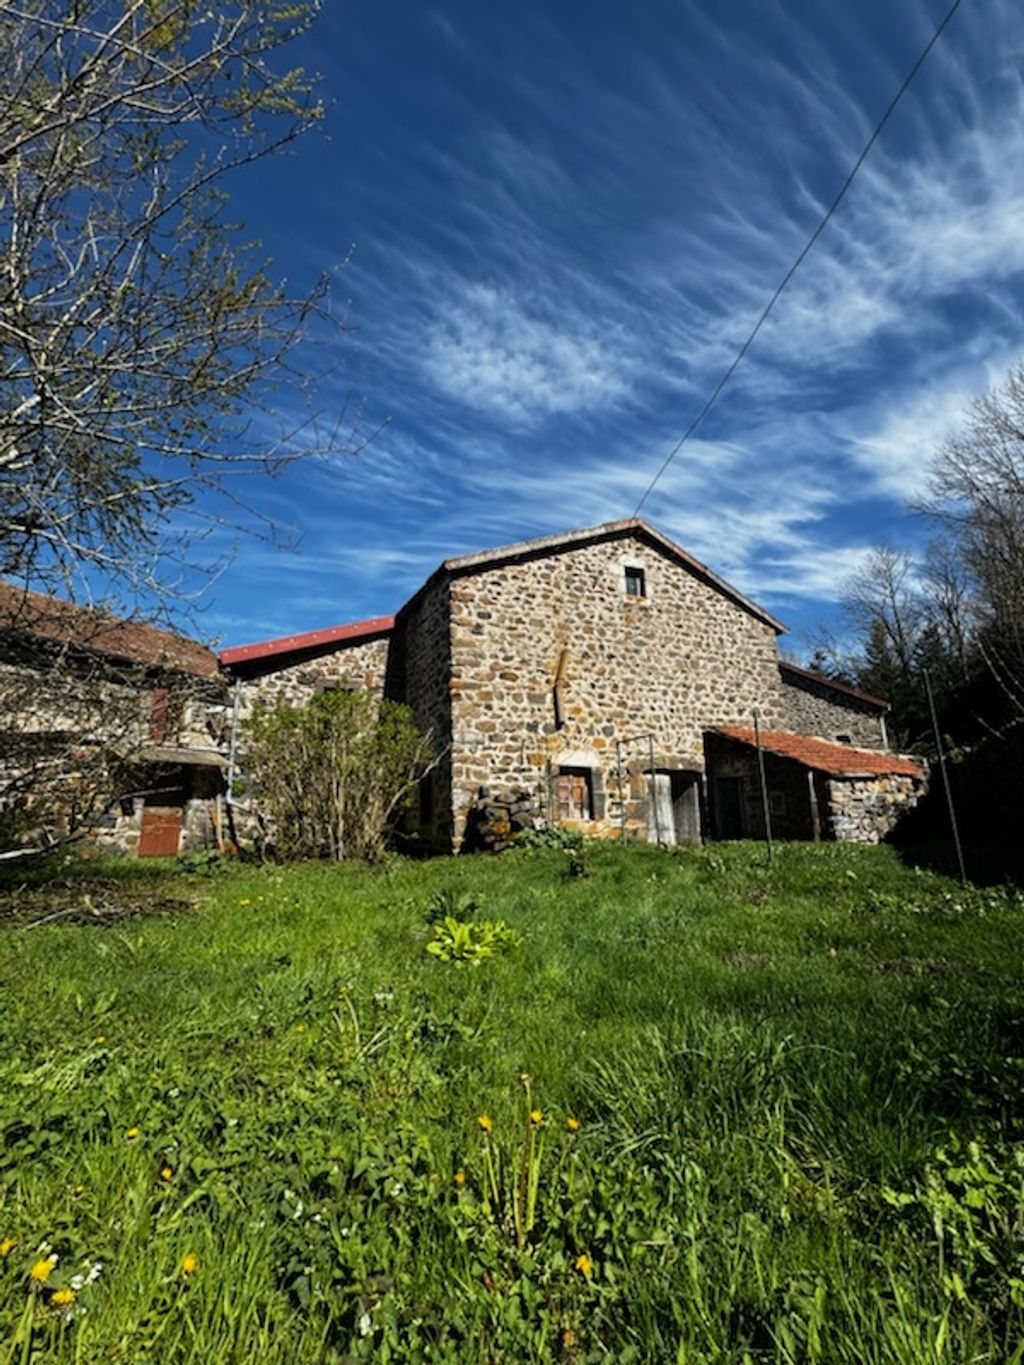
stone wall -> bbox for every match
[826,772,925,843]
[780,669,887,749]
[234,636,391,720]
[443,531,784,849]
[387,577,454,851]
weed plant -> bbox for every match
[0,843,1022,1361]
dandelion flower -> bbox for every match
[453,1170,466,1186]
[94,1035,106,1045]
[51,1288,76,1306]
[238,898,251,907]
[530,1108,543,1125]
[477,1114,493,1133]
[160,1167,173,1181]
[566,1117,581,1132]
[126,1127,140,1140]
[575,1253,593,1278]
[180,1252,199,1275]
[0,1237,16,1256]
[30,1257,56,1284]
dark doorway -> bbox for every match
[711,776,747,839]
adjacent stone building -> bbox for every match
[0,583,228,855]
[221,518,925,852]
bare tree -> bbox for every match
[0,0,371,605]
[927,361,1024,720]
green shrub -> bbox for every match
[241,688,433,861]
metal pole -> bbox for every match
[924,668,967,884]
[648,733,662,846]
[752,709,774,864]
[226,676,242,804]
[616,740,627,843]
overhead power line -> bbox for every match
[633,0,966,518]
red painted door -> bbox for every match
[139,806,182,857]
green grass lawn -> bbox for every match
[1,841,1022,1363]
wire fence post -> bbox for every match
[616,740,627,843]
[752,709,774,864]
[647,733,662,846]
[924,668,967,885]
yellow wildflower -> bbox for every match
[575,1253,593,1278]
[30,1257,56,1284]
[94,1035,106,1045]
[0,1237,16,1256]
[477,1114,493,1133]
[294,1023,306,1034]
[530,1108,543,1125]
[72,1185,85,1196]
[563,1328,578,1348]
[51,1288,76,1306]
[566,1117,581,1133]
[453,1170,466,1186]
[126,1127,140,1140]
[238,898,251,907]
[160,1167,173,1181]
[180,1252,199,1275]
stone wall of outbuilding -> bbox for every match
[234,636,391,720]
[825,772,925,843]
[780,670,886,749]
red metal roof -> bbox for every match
[715,726,924,778]
[779,660,889,710]
[219,615,394,667]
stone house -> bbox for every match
[221,518,925,852]
[0,584,229,855]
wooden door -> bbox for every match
[556,769,592,821]
[139,806,182,857]
[646,773,675,844]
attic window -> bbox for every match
[624,566,646,598]
[835,733,852,745]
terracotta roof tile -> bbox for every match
[716,726,924,778]
[0,582,219,678]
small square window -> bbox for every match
[624,566,646,597]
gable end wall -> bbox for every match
[447,532,783,847]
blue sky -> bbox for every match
[193,0,1024,655]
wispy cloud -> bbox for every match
[420,283,633,423]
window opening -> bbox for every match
[556,767,593,821]
[624,566,646,597]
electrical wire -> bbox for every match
[633,0,966,518]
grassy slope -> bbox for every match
[0,842,1022,1363]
